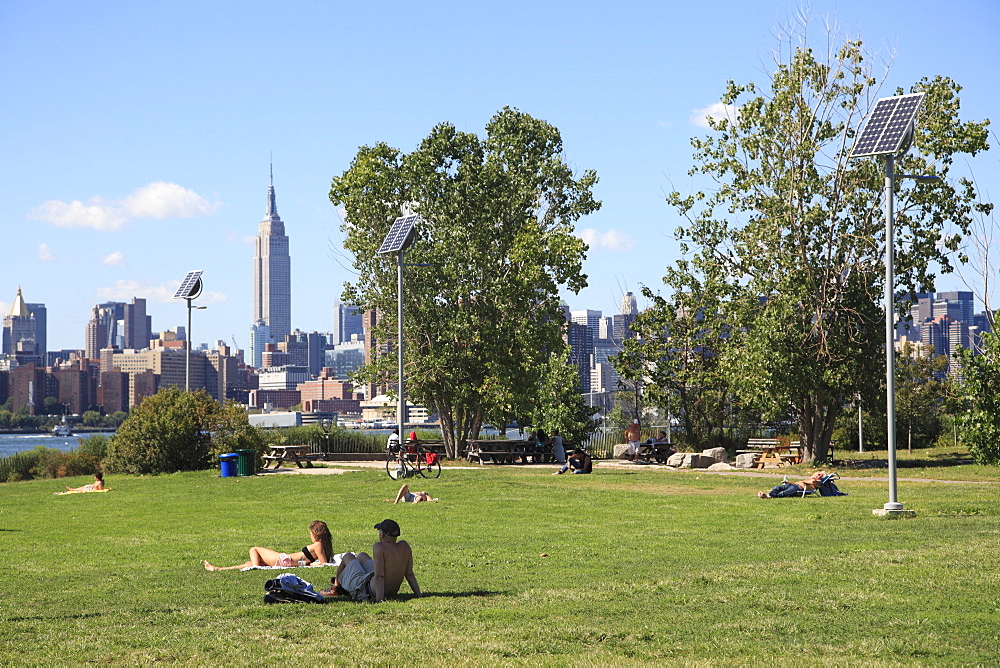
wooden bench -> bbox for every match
[466,440,554,465]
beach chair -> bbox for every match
[801,472,846,497]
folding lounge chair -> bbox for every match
[800,472,846,497]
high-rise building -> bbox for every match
[570,309,602,342]
[565,321,593,393]
[333,302,364,345]
[2,287,42,365]
[251,167,291,366]
[620,291,638,317]
[248,319,271,369]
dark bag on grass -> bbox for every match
[263,573,325,604]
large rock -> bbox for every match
[735,453,758,469]
[701,447,728,463]
[612,444,632,459]
[707,462,735,471]
[667,452,716,468]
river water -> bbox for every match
[0,433,109,458]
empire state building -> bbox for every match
[251,169,291,367]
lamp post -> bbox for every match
[320,418,332,458]
[173,270,204,392]
[848,93,935,519]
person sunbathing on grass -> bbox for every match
[203,520,332,570]
[757,471,827,498]
[386,483,437,504]
[65,472,105,492]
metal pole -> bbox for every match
[884,154,902,510]
[397,251,406,434]
[858,395,864,453]
[186,298,192,391]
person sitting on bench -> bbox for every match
[553,449,592,475]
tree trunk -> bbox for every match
[798,391,840,464]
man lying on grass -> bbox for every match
[321,519,421,603]
[758,471,827,498]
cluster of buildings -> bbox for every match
[9,169,984,423]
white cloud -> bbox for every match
[690,102,739,128]
[102,251,127,267]
[121,182,219,219]
[97,279,227,305]
[38,243,59,262]
[578,228,635,252]
[29,182,219,231]
[30,197,128,231]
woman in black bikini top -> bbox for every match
[203,520,333,570]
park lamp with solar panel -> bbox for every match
[173,270,205,392]
[848,93,941,518]
[378,215,419,434]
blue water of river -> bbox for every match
[0,433,109,458]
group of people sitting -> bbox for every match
[203,518,421,603]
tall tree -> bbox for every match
[330,108,600,457]
[956,331,1000,464]
[665,32,989,463]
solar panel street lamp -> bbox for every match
[173,270,204,392]
[849,93,940,518]
[378,214,419,435]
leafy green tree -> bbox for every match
[955,332,1000,464]
[665,34,990,463]
[330,107,599,457]
[531,348,600,447]
[104,387,263,474]
[82,410,101,427]
[895,343,952,451]
[43,397,64,415]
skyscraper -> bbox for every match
[3,287,42,365]
[332,302,364,345]
[251,167,291,367]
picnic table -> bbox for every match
[262,444,313,469]
[752,442,801,468]
[466,439,554,465]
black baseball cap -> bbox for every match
[374,519,401,537]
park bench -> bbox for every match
[262,444,313,469]
[466,439,554,465]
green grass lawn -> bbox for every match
[1,463,998,665]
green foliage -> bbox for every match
[42,396,64,415]
[330,107,600,457]
[0,445,100,483]
[81,410,101,427]
[956,332,1000,464]
[104,387,263,475]
[530,348,600,446]
[895,343,954,450]
[663,33,990,464]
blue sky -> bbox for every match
[2,0,998,351]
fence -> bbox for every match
[582,426,671,459]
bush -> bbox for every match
[104,387,263,475]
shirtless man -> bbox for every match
[323,519,421,603]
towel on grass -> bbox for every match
[54,488,112,495]
[241,553,344,571]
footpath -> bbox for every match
[260,459,998,484]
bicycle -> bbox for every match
[385,442,442,480]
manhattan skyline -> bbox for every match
[2,0,997,351]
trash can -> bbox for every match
[236,449,257,476]
[219,453,238,478]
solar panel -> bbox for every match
[173,270,204,299]
[849,93,925,158]
[377,214,419,254]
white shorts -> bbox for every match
[626,441,640,455]
[340,557,375,596]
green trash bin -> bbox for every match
[236,449,257,476]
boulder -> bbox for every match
[735,453,758,469]
[667,452,716,468]
[666,452,686,467]
[701,447,728,463]
[707,462,735,471]
[612,444,632,460]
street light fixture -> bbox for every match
[173,270,204,392]
[378,214,419,436]
[849,93,940,518]
[320,418,333,458]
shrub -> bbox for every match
[104,387,262,475]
